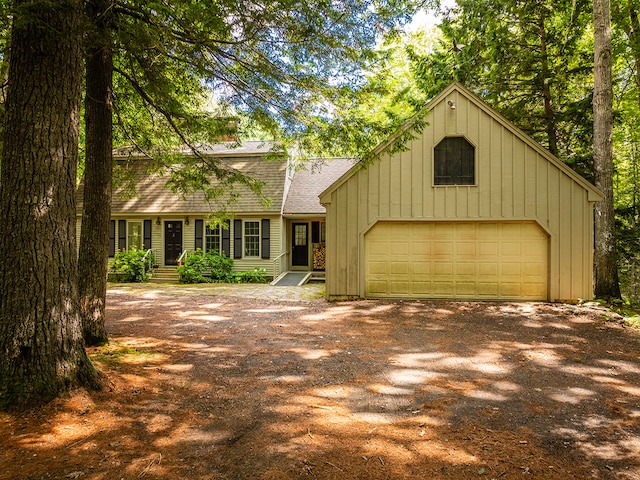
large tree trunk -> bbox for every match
[78,0,114,346]
[0,0,98,409]
[593,0,621,300]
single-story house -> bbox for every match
[319,82,602,301]
[76,82,601,301]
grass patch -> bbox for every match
[621,310,640,328]
[606,303,640,328]
[89,343,165,367]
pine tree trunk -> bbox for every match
[78,0,114,346]
[593,0,622,300]
[0,0,99,409]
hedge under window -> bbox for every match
[434,137,475,185]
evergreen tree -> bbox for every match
[417,0,594,175]
[0,0,99,409]
[78,0,114,346]
[593,0,621,300]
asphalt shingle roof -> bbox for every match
[77,152,287,215]
[283,158,354,215]
[77,143,355,216]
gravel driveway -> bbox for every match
[1,284,639,480]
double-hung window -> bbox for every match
[127,221,143,249]
[205,225,222,253]
[244,221,260,257]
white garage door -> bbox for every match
[365,222,548,300]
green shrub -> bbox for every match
[233,268,268,284]
[206,250,234,282]
[177,249,210,283]
[176,250,268,284]
[110,247,154,282]
[177,249,234,283]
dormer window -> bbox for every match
[434,137,475,185]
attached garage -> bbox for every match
[320,83,602,302]
[365,221,548,300]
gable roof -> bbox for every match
[320,82,603,204]
[77,148,287,215]
[283,158,355,215]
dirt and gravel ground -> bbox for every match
[1,283,640,480]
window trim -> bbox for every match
[243,220,261,258]
[205,224,222,254]
[433,135,477,187]
[127,220,143,250]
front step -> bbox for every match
[308,271,326,283]
[150,266,179,283]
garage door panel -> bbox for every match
[389,242,409,255]
[456,242,477,256]
[501,263,522,276]
[411,242,431,256]
[456,282,478,296]
[432,282,454,296]
[365,222,548,300]
[455,263,476,276]
[524,262,546,277]
[501,242,522,256]
[478,263,498,276]
[411,262,431,275]
[389,261,409,274]
[389,281,410,294]
[500,283,523,297]
[432,242,453,257]
[479,243,498,256]
[368,261,388,275]
[477,282,499,296]
[522,282,545,296]
[433,223,454,238]
[369,242,388,256]
[434,262,454,275]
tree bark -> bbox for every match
[593,0,621,300]
[78,0,114,346]
[0,0,99,409]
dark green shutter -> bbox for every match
[118,220,126,250]
[195,219,203,250]
[143,220,152,249]
[108,220,116,257]
[312,222,320,244]
[222,219,231,257]
[261,219,270,259]
[233,219,242,259]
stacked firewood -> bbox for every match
[313,243,326,270]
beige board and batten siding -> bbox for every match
[320,83,602,301]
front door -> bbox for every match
[164,221,183,265]
[291,223,309,267]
